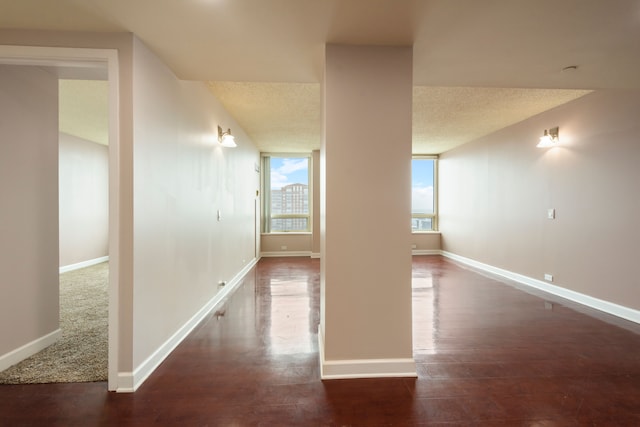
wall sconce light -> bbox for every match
[537,126,560,148]
[218,125,237,148]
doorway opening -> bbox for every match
[0,46,120,391]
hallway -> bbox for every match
[2,256,640,425]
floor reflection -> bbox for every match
[266,277,314,355]
[412,265,437,355]
[255,258,320,357]
[4,256,640,425]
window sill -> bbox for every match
[261,232,312,236]
[412,230,441,234]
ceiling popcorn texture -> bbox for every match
[412,87,592,154]
[208,82,321,153]
[209,83,591,154]
[6,0,637,153]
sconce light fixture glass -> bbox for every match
[537,126,559,148]
[218,125,237,148]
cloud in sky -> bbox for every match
[271,158,308,189]
[412,185,433,213]
[278,158,308,174]
[271,170,291,189]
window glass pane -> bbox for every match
[271,218,309,232]
[411,217,433,231]
[412,158,435,231]
[412,159,434,215]
[269,157,309,232]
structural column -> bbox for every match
[320,45,416,378]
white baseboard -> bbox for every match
[60,256,109,273]
[0,329,61,372]
[441,250,640,325]
[116,372,135,393]
[260,251,312,258]
[117,257,259,393]
[318,326,417,380]
[412,250,440,256]
[310,252,320,259]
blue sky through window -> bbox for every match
[270,157,309,189]
[412,159,434,214]
[270,157,432,214]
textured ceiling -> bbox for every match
[411,87,592,154]
[208,83,590,154]
[208,82,321,153]
[4,0,638,152]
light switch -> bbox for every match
[547,208,555,219]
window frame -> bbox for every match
[412,155,438,232]
[261,153,312,234]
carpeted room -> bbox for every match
[0,78,110,385]
[0,263,108,384]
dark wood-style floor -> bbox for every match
[2,256,640,426]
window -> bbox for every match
[261,155,311,233]
[412,157,437,231]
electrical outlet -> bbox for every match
[280,245,287,250]
[544,274,553,282]
[411,244,417,249]
[219,281,226,287]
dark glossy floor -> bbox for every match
[2,256,640,426]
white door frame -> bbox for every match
[0,45,121,391]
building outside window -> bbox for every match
[261,155,310,233]
[412,156,437,231]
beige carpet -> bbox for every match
[0,262,108,384]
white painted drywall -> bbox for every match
[0,65,59,359]
[321,45,414,366]
[59,133,109,268]
[440,90,640,311]
[130,38,260,369]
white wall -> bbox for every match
[0,31,262,389]
[0,65,59,363]
[0,29,138,379]
[440,90,640,311]
[131,38,260,369]
[321,45,414,377]
[411,232,441,253]
[59,132,109,268]
[261,233,312,256]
